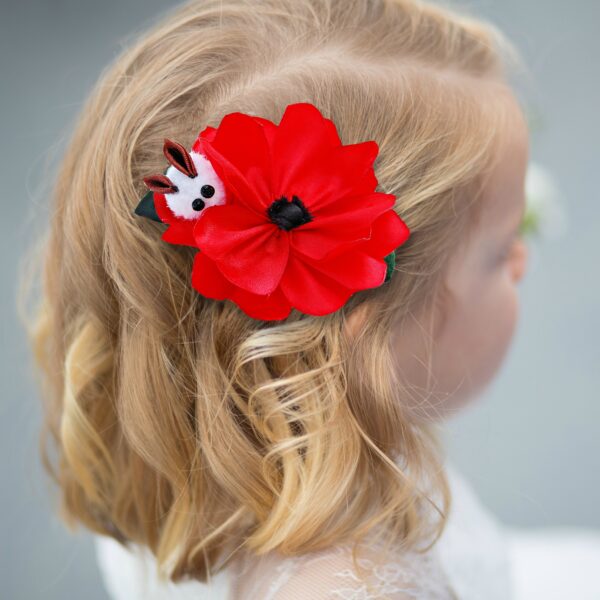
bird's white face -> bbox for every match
[164,151,227,220]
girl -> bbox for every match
[19,0,600,598]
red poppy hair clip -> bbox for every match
[134,102,410,321]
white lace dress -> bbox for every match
[94,462,600,599]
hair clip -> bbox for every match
[134,102,410,320]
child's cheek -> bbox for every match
[493,269,519,347]
[389,254,521,421]
[441,264,519,413]
[474,266,520,385]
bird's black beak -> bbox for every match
[134,190,162,223]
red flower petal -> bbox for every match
[303,250,387,290]
[195,138,265,218]
[305,191,395,231]
[191,250,234,299]
[192,125,217,151]
[312,141,379,210]
[228,283,291,320]
[275,141,380,213]
[205,111,272,206]
[323,118,342,149]
[280,252,355,316]
[251,115,278,146]
[161,222,197,247]
[154,193,197,247]
[289,227,355,262]
[290,193,396,260]
[194,205,289,295]
[192,251,291,320]
[360,210,411,258]
[271,103,342,197]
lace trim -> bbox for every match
[252,541,457,599]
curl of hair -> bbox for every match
[18,0,521,586]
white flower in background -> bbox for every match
[521,162,568,241]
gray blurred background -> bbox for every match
[2,0,599,598]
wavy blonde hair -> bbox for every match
[17,0,520,586]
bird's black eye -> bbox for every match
[192,198,205,211]
[201,184,215,198]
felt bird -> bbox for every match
[136,138,228,247]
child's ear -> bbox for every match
[163,138,198,178]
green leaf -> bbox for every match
[134,189,162,222]
[383,251,396,283]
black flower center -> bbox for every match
[267,195,313,231]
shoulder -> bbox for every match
[230,541,451,600]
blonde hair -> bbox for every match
[18,0,520,586]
